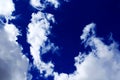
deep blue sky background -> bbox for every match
[9,0,120,79]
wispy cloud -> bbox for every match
[30,0,60,10]
[53,23,120,80]
[27,11,58,77]
[30,0,45,10]
[46,0,60,8]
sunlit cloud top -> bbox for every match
[0,0,15,16]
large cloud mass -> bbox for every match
[53,23,120,80]
[0,23,29,80]
[0,0,29,80]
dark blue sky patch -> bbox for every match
[28,65,44,80]
[41,48,54,63]
[0,15,6,24]
[9,0,35,63]
[55,0,120,42]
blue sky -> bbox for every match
[0,0,120,80]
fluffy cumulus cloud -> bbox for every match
[53,23,120,80]
[0,23,29,80]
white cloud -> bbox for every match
[46,0,60,8]
[30,0,45,10]
[46,13,55,23]
[27,11,50,65]
[27,11,56,77]
[41,40,59,54]
[0,0,15,16]
[53,23,120,80]
[30,0,60,10]
[4,23,20,43]
[0,23,29,80]
[80,23,96,42]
